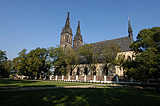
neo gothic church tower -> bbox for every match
[60,12,73,48]
[73,21,83,49]
[60,12,83,49]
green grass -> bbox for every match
[0,79,160,106]
[0,79,91,87]
[0,88,160,106]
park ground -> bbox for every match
[0,79,160,106]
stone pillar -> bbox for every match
[68,75,70,81]
[116,75,119,83]
[39,74,41,80]
[130,77,133,83]
[50,76,52,80]
[94,75,96,82]
[55,75,58,80]
[84,75,86,81]
[76,75,78,81]
[62,75,64,80]
[104,76,107,82]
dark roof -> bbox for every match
[91,36,133,52]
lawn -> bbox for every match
[0,88,160,106]
[0,79,91,87]
[0,79,160,106]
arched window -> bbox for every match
[84,67,88,75]
[127,56,131,62]
[92,66,96,75]
[108,64,115,76]
[76,67,80,75]
[103,64,108,75]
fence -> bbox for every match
[49,75,135,84]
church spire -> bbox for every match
[60,12,73,48]
[76,21,81,35]
[128,17,134,42]
[65,12,70,28]
[73,21,83,49]
[128,17,132,34]
[61,12,72,35]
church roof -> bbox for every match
[91,36,133,52]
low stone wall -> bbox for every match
[49,75,128,83]
[49,75,159,85]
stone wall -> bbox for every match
[70,51,134,77]
[71,63,117,76]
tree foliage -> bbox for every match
[26,47,49,79]
[48,47,66,75]
[48,47,77,75]
[13,49,28,75]
[124,27,160,81]
[0,50,10,78]
[101,45,120,64]
[0,50,7,62]
[12,48,51,79]
[78,44,93,64]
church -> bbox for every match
[60,12,83,49]
[59,12,134,76]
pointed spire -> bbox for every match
[65,12,70,28]
[76,21,81,35]
[128,17,132,33]
[61,12,72,35]
[128,17,134,42]
[73,21,83,48]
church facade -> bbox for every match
[60,12,83,49]
[60,12,134,76]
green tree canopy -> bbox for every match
[78,44,93,64]
[26,47,49,79]
[48,47,77,75]
[101,45,120,64]
[0,50,7,62]
[48,47,66,75]
[125,27,160,81]
[0,50,10,78]
[13,49,28,75]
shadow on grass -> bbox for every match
[0,87,160,106]
[0,79,38,84]
[0,79,56,87]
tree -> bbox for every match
[13,49,28,76]
[0,50,10,78]
[0,50,7,62]
[78,44,94,75]
[78,44,93,64]
[125,27,160,81]
[4,60,12,78]
[92,44,120,75]
[48,46,78,76]
[101,45,120,64]
[64,47,78,75]
[26,47,50,79]
[48,47,66,75]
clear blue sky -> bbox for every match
[0,0,160,60]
